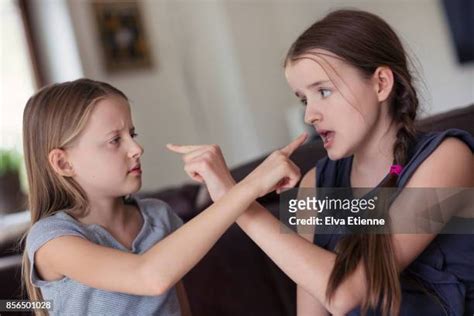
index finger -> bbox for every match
[280,132,308,156]
[166,144,206,154]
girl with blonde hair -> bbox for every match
[21,78,306,315]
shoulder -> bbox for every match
[134,197,183,232]
[25,213,90,284]
[25,212,89,264]
[26,213,88,254]
[406,136,473,187]
[27,212,86,235]
[399,128,474,187]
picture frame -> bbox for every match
[92,0,154,72]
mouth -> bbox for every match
[317,129,335,148]
[128,164,142,174]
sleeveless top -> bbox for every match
[314,128,474,316]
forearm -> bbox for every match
[236,202,364,314]
[141,181,256,294]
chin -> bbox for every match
[327,146,356,161]
[326,137,359,161]
[127,181,142,194]
[326,147,347,161]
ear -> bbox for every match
[48,148,75,177]
[372,66,394,102]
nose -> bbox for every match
[128,138,144,159]
[304,102,323,125]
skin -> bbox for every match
[36,94,307,314]
[50,95,144,233]
[285,51,398,186]
[169,50,473,315]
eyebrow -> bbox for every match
[106,126,135,136]
[295,80,331,97]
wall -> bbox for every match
[57,0,473,190]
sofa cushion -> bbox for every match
[417,103,474,135]
[136,184,200,222]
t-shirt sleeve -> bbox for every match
[25,216,87,287]
[158,200,184,233]
[142,199,184,234]
[164,204,184,233]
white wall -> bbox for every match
[55,0,473,191]
[223,0,474,119]
[29,0,82,83]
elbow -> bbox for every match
[324,267,366,315]
[138,256,173,296]
[150,280,173,297]
[147,275,173,296]
[324,287,362,315]
[327,301,354,316]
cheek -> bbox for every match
[330,100,373,156]
[73,149,123,179]
[330,95,368,131]
[355,85,380,119]
[339,88,379,130]
[343,107,373,143]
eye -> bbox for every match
[299,98,307,106]
[110,136,121,145]
[319,88,332,99]
[131,132,138,138]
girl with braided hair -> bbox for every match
[169,9,474,316]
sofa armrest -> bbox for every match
[0,255,25,300]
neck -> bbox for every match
[76,195,130,230]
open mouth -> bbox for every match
[320,131,335,147]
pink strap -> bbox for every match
[389,164,403,175]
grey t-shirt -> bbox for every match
[25,197,184,316]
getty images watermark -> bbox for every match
[279,187,474,234]
[288,195,384,227]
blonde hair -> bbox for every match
[20,79,128,315]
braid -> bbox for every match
[329,66,420,316]
[392,73,418,166]
[290,10,425,315]
[353,70,420,316]
[382,71,419,189]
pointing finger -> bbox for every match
[166,144,205,154]
[280,132,308,156]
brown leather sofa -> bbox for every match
[1,103,473,316]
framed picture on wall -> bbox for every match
[92,0,154,73]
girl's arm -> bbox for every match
[34,135,305,297]
[35,182,258,296]
[296,168,330,316]
[174,137,473,315]
[237,138,473,314]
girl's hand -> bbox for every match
[242,133,307,197]
[166,143,236,201]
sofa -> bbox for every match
[1,103,473,316]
